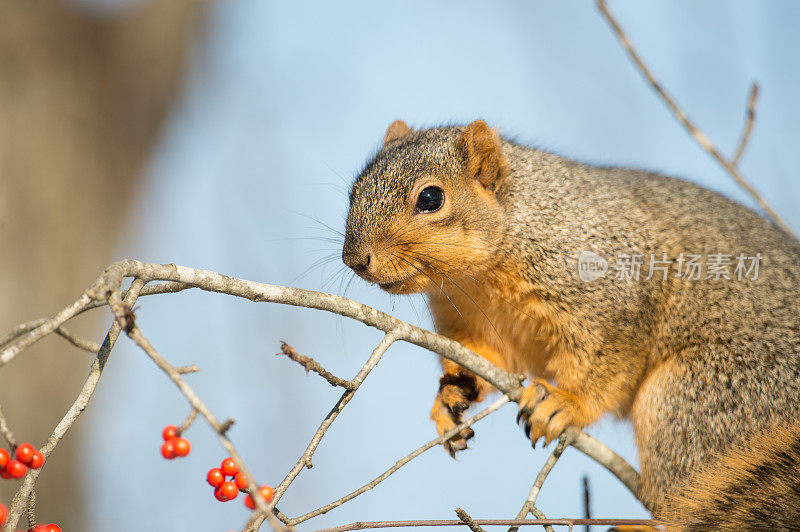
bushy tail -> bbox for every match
[658,423,800,531]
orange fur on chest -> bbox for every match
[428,266,568,381]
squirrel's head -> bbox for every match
[343,119,508,294]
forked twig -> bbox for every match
[509,433,572,532]
[597,0,793,237]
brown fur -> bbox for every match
[343,120,800,527]
[659,424,800,531]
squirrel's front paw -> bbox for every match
[430,375,479,457]
[517,379,587,447]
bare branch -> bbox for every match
[4,278,145,532]
[311,518,659,532]
[732,83,759,166]
[289,396,511,526]
[455,508,486,532]
[247,333,397,530]
[279,341,355,389]
[1,260,646,530]
[81,261,643,518]
[596,0,793,237]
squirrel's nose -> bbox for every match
[343,249,372,275]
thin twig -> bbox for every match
[288,396,510,526]
[0,404,17,449]
[55,326,102,353]
[279,341,355,389]
[312,518,660,532]
[596,0,793,237]
[510,434,572,532]
[732,83,759,166]
[177,408,198,435]
[582,476,590,532]
[455,508,486,532]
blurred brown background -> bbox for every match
[0,1,206,527]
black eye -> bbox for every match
[415,186,444,213]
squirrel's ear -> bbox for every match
[456,119,507,190]
[383,120,413,146]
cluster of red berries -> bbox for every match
[159,425,191,460]
[205,458,274,509]
[0,501,60,532]
[0,443,44,480]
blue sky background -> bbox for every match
[80,1,800,530]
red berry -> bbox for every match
[15,444,35,465]
[0,468,12,479]
[173,437,191,457]
[244,485,275,509]
[160,440,176,460]
[206,468,225,487]
[215,480,238,501]
[45,525,61,532]
[234,472,248,490]
[28,451,45,470]
[220,458,238,476]
[0,502,7,525]
[162,425,179,441]
[0,448,9,469]
[213,487,228,502]
[259,485,275,503]
[7,459,27,478]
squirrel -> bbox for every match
[342,119,800,530]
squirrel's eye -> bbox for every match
[415,186,444,213]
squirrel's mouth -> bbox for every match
[377,277,420,294]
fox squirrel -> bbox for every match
[342,119,800,529]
